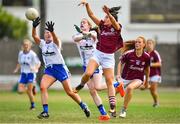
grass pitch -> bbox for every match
[0,88,180,123]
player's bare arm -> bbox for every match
[32,17,41,44]
[45,21,61,47]
[103,5,120,30]
[151,62,162,67]
[79,0,100,25]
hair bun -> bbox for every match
[109,6,121,13]
[110,11,119,15]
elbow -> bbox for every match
[32,34,36,40]
[72,36,76,41]
[115,25,121,31]
[157,62,162,67]
[89,13,93,17]
[159,62,162,66]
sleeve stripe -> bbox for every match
[154,50,162,62]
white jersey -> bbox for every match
[72,31,97,66]
[18,50,40,73]
[39,39,65,67]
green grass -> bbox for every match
[0,88,180,123]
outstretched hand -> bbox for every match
[103,5,110,14]
[33,17,40,28]
[78,0,87,6]
[45,21,54,32]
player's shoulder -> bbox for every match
[40,39,46,45]
[19,50,23,54]
[143,51,150,59]
[89,30,97,34]
[19,50,23,55]
[29,50,37,56]
[123,49,134,55]
[154,50,160,56]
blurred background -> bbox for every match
[0,0,180,91]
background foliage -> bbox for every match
[0,6,28,40]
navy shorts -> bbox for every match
[19,73,35,84]
[44,64,70,82]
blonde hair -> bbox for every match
[21,39,32,50]
[81,18,92,29]
[138,36,146,44]
[147,39,156,47]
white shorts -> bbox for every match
[121,79,143,88]
[149,75,162,83]
[91,49,115,69]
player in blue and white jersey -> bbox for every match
[32,17,90,119]
[13,39,41,110]
[72,18,110,121]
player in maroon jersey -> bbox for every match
[146,39,162,108]
[74,0,124,117]
[116,36,150,118]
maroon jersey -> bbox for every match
[120,50,150,81]
[96,20,123,54]
[148,50,161,77]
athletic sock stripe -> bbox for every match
[109,96,116,106]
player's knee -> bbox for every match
[89,88,96,96]
[18,90,24,94]
[126,86,133,92]
[18,88,25,94]
[27,89,32,93]
[40,87,47,93]
[66,90,74,97]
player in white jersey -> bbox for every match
[32,17,90,119]
[13,39,41,110]
[72,18,110,121]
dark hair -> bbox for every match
[109,6,121,21]
[90,26,100,39]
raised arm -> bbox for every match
[45,21,61,47]
[85,3,100,25]
[32,17,41,45]
[103,5,121,30]
[79,0,100,25]
[51,32,61,47]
